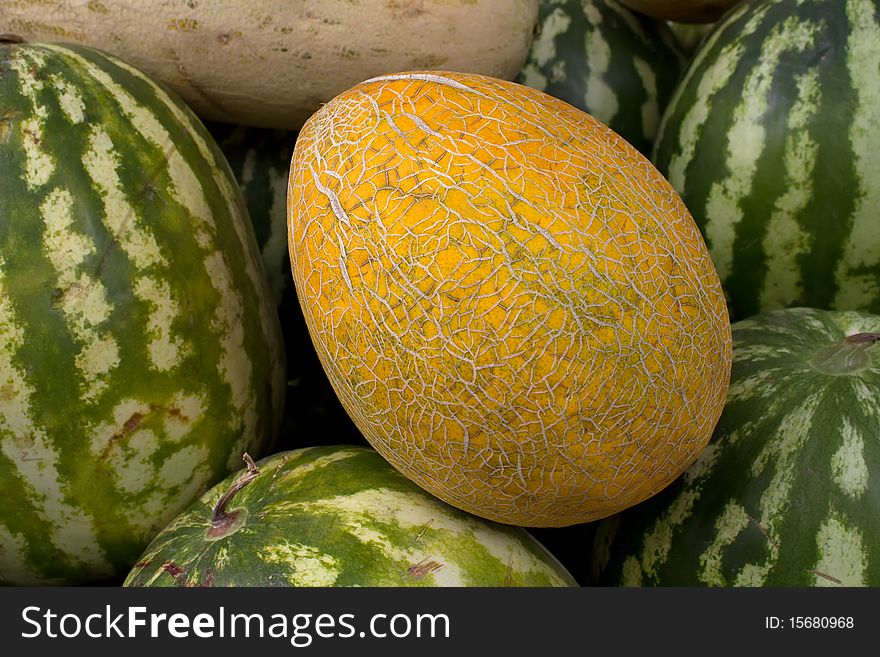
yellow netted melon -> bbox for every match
[287,71,732,527]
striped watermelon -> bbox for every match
[0,40,285,585]
[667,21,714,56]
[654,0,880,320]
[206,123,365,450]
[204,123,295,309]
[592,307,880,586]
[518,0,685,155]
[123,446,579,587]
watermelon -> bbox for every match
[654,0,880,320]
[204,123,295,309]
[0,40,285,585]
[667,21,714,56]
[206,122,365,450]
[592,307,880,586]
[123,446,579,587]
[518,0,686,156]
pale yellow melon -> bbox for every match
[287,71,732,527]
[0,0,538,129]
[620,0,740,23]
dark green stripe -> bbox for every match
[518,0,684,156]
[592,308,880,586]
[1,42,284,583]
[655,0,880,319]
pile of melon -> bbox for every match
[0,0,876,588]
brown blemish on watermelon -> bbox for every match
[199,569,215,587]
[99,411,147,461]
[133,560,153,569]
[168,406,189,423]
[407,558,443,578]
[806,569,842,585]
[162,561,186,578]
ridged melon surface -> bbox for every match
[287,71,732,527]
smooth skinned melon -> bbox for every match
[287,71,732,528]
[0,0,539,129]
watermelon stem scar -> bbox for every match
[207,453,260,539]
[812,332,880,376]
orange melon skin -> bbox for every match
[287,71,732,527]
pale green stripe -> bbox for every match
[107,53,285,426]
[10,50,53,189]
[203,250,258,470]
[830,417,869,499]
[699,500,750,586]
[758,70,820,309]
[40,187,120,400]
[258,542,342,586]
[833,0,880,308]
[636,486,702,581]
[704,17,819,281]
[80,125,188,375]
[740,390,822,585]
[521,8,571,90]
[0,262,112,577]
[656,0,764,180]
[583,13,618,127]
[814,515,866,586]
[49,45,218,249]
[632,56,659,143]
[81,125,166,269]
[48,73,86,124]
[133,277,188,372]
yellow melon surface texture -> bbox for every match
[288,71,732,527]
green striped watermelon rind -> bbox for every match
[591,307,880,587]
[204,121,367,451]
[517,0,686,156]
[653,0,880,320]
[0,41,285,586]
[124,445,579,587]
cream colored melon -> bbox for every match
[620,0,740,23]
[288,71,732,527]
[0,0,538,129]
